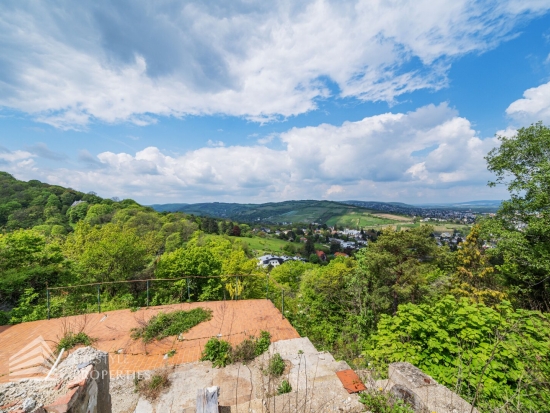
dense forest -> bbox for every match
[0,124,549,412]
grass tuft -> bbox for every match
[137,368,171,400]
[359,389,415,413]
[277,379,292,395]
[56,332,93,353]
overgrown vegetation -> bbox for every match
[200,337,232,368]
[277,380,292,395]
[201,331,272,367]
[359,390,415,413]
[136,368,171,400]
[56,331,93,353]
[368,296,550,412]
[267,353,285,377]
[131,308,212,343]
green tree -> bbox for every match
[64,222,150,284]
[0,229,66,305]
[483,122,550,310]
[304,236,315,256]
[270,260,312,291]
[67,202,89,223]
[451,224,506,306]
[354,225,446,315]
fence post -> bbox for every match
[266,273,269,299]
[47,287,50,320]
[97,284,101,313]
[187,277,190,302]
[146,280,149,308]
[282,289,284,319]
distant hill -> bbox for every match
[149,200,411,224]
[342,200,423,215]
[413,200,502,212]
[150,198,503,224]
[152,200,351,223]
[342,200,501,214]
[0,172,142,232]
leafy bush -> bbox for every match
[56,332,93,353]
[202,331,272,367]
[267,353,285,377]
[359,390,414,413]
[201,337,232,368]
[131,308,212,343]
[277,380,292,395]
[0,310,10,325]
[367,295,550,412]
[255,330,271,355]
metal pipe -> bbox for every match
[97,284,101,313]
[146,280,149,308]
[282,289,284,319]
[47,288,50,320]
[45,348,65,380]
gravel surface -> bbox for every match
[0,347,106,412]
[110,374,140,413]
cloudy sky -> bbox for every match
[1,1,550,204]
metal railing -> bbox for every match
[45,274,287,320]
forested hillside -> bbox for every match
[0,124,549,412]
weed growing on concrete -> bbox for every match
[56,331,93,353]
[277,379,292,395]
[202,331,272,367]
[267,353,285,377]
[131,308,212,343]
[359,390,414,413]
[201,337,232,367]
[137,368,171,400]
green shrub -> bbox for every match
[367,295,550,412]
[231,338,257,363]
[56,332,93,353]
[255,330,271,356]
[359,390,414,413]
[0,310,10,325]
[277,379,292,395]
[267,353,285,377]
[201,337,232,368]
[131,308,212,343]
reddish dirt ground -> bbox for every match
[0,299,299,382]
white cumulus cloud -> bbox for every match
[3,103,505,203]
[506,81,550,124]
[0,0,548,128]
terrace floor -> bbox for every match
[0,299,299,383]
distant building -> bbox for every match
[316,250,327,262]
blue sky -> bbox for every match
[1,1,550,204]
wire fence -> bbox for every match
[45,274,286,320]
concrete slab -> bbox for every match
[389,362,479,413]
[128,337,363,413]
